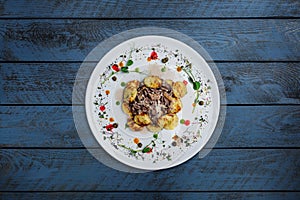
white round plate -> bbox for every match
[86,36,220,170]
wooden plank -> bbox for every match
[1,62,299,104]
[1,192,300,200]
[1,106,299,148]
[0,20,299,61]
[0,0,299,18]
[0,149,299,191]
[0,63,79,104]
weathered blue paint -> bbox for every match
[0,0,299,18]
[2,192,300,200]
[0,0,299,197]
[0,63,299,104]
[0,149,299,191]
[0,20,299,61]
[0,106,299,148]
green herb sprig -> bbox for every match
[182,64,201,113]
[118,133,159,154]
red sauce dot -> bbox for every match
[184,120,191,126]
[100,105,105,111]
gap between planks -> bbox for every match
[0,190,300,193]
[1,147,300,150]
[1,61,300,64]
[0,17,300,20]
[0,104,299,106]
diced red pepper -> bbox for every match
[150,51,158,60]
[105,124,114,131]
[147,147,153,153]
[112,64,120,72]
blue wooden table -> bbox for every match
[0,1,299,199]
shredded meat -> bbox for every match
[129,83,173,124]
